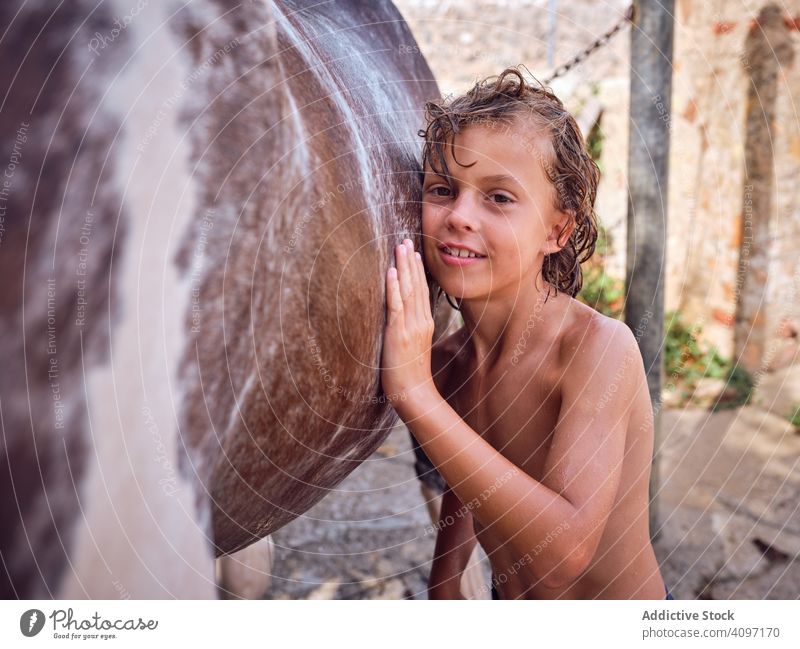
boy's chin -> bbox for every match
[437,286,483,302]
[439,280,530,304]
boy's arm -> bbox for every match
[536,319,643,582]
[427,338,478,599]
[427,486,478,599]
[396,320,639,590]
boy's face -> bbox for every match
[421,121,573,302]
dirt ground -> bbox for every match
[655,363,800,600]
[264,420,444,599]
[265,363,800,600]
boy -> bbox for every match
[381,67,670,599]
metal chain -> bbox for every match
[542,4,636,85]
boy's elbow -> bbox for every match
[538,540,593,590]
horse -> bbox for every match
[0,0,449,599]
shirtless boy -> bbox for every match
[380,67,670,600]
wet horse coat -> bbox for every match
[0,0,443,598]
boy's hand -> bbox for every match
[381,238,436,407]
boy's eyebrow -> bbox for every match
[479,173,522,186]
[423,172,523,187]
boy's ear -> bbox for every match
[543,210,576,255]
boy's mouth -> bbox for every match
[438,242,486,258]
[438,244,487,266]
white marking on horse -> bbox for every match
[58,0,216,598]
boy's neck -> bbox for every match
[457,278,569,375]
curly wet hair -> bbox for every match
[418,65,600,307]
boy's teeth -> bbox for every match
[445,246,480,258]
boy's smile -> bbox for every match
[437,243,486,266]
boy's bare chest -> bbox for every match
[445,359,562,478]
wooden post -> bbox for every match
[625,0,674,542]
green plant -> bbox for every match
[712,364,754,411]
[663,310,753,409]
[586,123,604,170]
[577,265,624,318]
[577,224,623,318]
[592,219,612,257]
[787,404,800,428]
[664,310,702,381]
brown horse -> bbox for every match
[0,0,448,598]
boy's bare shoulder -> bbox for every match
[558,298,645,394]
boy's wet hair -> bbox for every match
[418,65,600,301]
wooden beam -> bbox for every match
[625,0,674,542]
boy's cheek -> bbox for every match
[420,213,437,246]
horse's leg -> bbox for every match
[215,536,276,600]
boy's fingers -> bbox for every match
[397,243,414,313]
[386,267,403,320]
[411,252,426,322]
[412,250,428,323]
[404,241,423,323]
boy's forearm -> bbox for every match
[428,526,477,599]
[396,387,585,586]
[427,562,465,599]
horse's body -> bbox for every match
[0,0,441,598]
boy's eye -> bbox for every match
[488,193,513,204]
[429,186,452,197]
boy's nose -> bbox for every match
[443,193,478,230]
